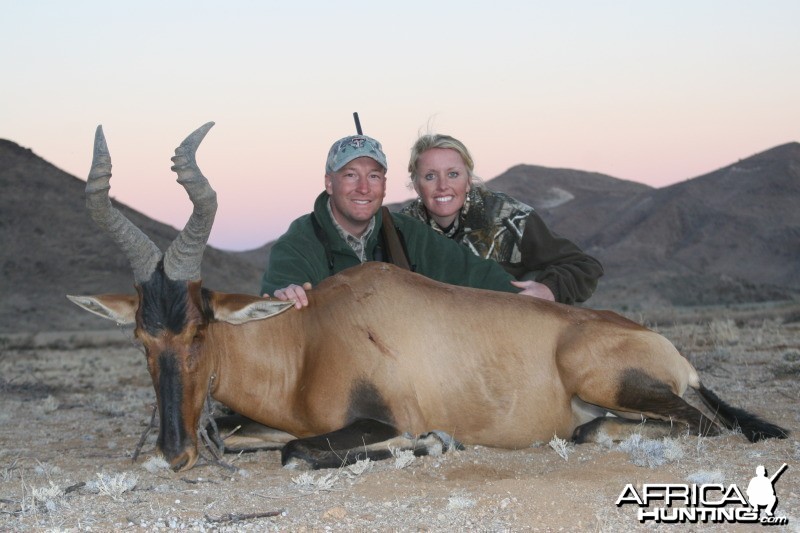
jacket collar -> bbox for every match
[312,191,382,254]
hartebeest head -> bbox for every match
[68,123,292,470]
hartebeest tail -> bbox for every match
[697,385,787,442]
[69,123,788,473]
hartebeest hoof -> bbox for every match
[415,430,465,455]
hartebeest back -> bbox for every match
[69,124,787,472]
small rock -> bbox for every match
[323,506,347,520]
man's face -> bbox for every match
[325,156,386,237]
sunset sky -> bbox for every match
[2,1,798,251]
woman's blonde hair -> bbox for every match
[408,134,481,184]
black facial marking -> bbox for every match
[139,263,190,335]
[155,351,187,457]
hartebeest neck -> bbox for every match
[202,312,309,434]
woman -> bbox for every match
[401,134,603,304]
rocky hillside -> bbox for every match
[1,139,798,332]
[0,140,263,332]
[386,143,800,308]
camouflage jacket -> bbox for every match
[400,187,603,304]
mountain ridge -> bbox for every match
[1,139,797,332]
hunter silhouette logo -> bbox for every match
[747,463,787,518]
[616,463,790,525]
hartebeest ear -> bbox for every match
[67,294,138,324]
[209,293,295,325]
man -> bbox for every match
[262,134,541,307]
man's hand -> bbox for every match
[511,280,556,302]
[270,282,313,309]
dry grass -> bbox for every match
[548,434,573,461]
[617,434,685,468]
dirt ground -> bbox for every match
[1,306,799,532]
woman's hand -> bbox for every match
[511,280,556,302]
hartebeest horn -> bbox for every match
[163,122,217,281]
[86,125,161,283]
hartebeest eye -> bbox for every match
[190,325,206,342]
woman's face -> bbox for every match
[413,148,471,228]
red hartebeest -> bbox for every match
[69,123,787,471]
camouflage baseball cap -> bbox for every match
[325,135,388,175]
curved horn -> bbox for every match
[86,126,161,283]
[163,122,218,281]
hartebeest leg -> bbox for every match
[574,370,788,444]
[281,420,463,470]
[573,370,719,444]
[572,416,706,443]
[207,414,297,452]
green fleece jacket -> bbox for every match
[261,192,518,296]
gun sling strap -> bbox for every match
[380,207,411,271]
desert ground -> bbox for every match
[1,302,799,532]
